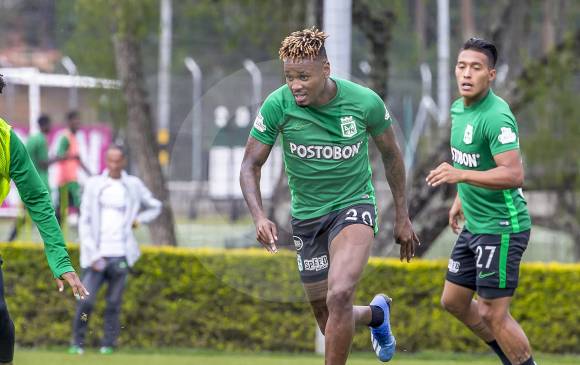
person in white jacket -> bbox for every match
[69,145,161,355]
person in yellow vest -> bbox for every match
[55,110,91,224]
[0,74,89,365]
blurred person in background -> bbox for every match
[26,114,54,191]
[240,28,419,364]
[69,145,161,355]
[426,38,536,365]
[55,110,91,225]
[0,74,88,365]
[7,114,56,241]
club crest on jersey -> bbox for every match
[463,124,474,144]
[498,127,517,144]
[340,116,357,138]
[293,236,303,251]
[253,112,266,132]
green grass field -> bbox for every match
[13,349,580,365]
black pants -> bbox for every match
[71,257,129,348]
[0,260,15,363]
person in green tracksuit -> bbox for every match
[240,28,419,364]
[0,74,89,365]
[426,38,537,365]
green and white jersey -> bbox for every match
[250,78,392,220]
[450,89,531,234]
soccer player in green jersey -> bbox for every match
[0,74,89,365]
[426,38,536,365]
[240,28,419,364]
[27,114,53,191]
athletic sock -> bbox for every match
[486,340,511,365]
[368,305,384,327]
[519,357,536,365]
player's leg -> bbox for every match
[293,214,332,334]
[101,258,129,351]
[303,279,329,334]
[303,281,383,336]
[293,206,376,361]
[7,214,26,242]
[325,223,373,365]
[68,181,81,210]
[476,230,535,365]
[443,229,511,364]
[441,281,494,341]
[477,296,534,365]
[71,267,105,351]
[442,229,484,333]
[57,184,68,226]
[441,281,511,365]
[0,262,15,365]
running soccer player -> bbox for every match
[426,38,537,365]
[240,28,419,364]
[0,74,88,365]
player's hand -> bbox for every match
[449,197,464,234]
[255,217,278,254]
[394,217,420,263]
[426,162,464,187]
[55,271,90,300]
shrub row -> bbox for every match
[2,243,578,353]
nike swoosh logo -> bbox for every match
[479,271,496,279]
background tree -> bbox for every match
[70,0,177,245]
[43,0,580,257]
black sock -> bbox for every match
[520,357,536,365]
[486,340,511,365]
[368,305,384,327]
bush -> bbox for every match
[2,243,578,353]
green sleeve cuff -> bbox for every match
[53,266,76,279]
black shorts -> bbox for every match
[291,204,376,283]
[446,228,530,299]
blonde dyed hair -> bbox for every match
[279,27,328,62]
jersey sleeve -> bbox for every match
[483,111,520,156]
[366,91,393,137]
[9,130,74,278]
[249,95,283,145]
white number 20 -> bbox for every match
[345,209,373,226]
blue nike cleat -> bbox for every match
[369,294,396,362]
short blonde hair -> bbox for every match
[279,27,328,62]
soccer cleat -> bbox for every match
[99,346,114,355]
[369,294,396,362]
[67,345,84,355]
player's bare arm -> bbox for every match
[426,149,523,189]
[448,193,464,234]
[372,126,420,262]
[240,136,278,253]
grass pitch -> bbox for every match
[13,349,580,365]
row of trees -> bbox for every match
[3,0,576,255]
